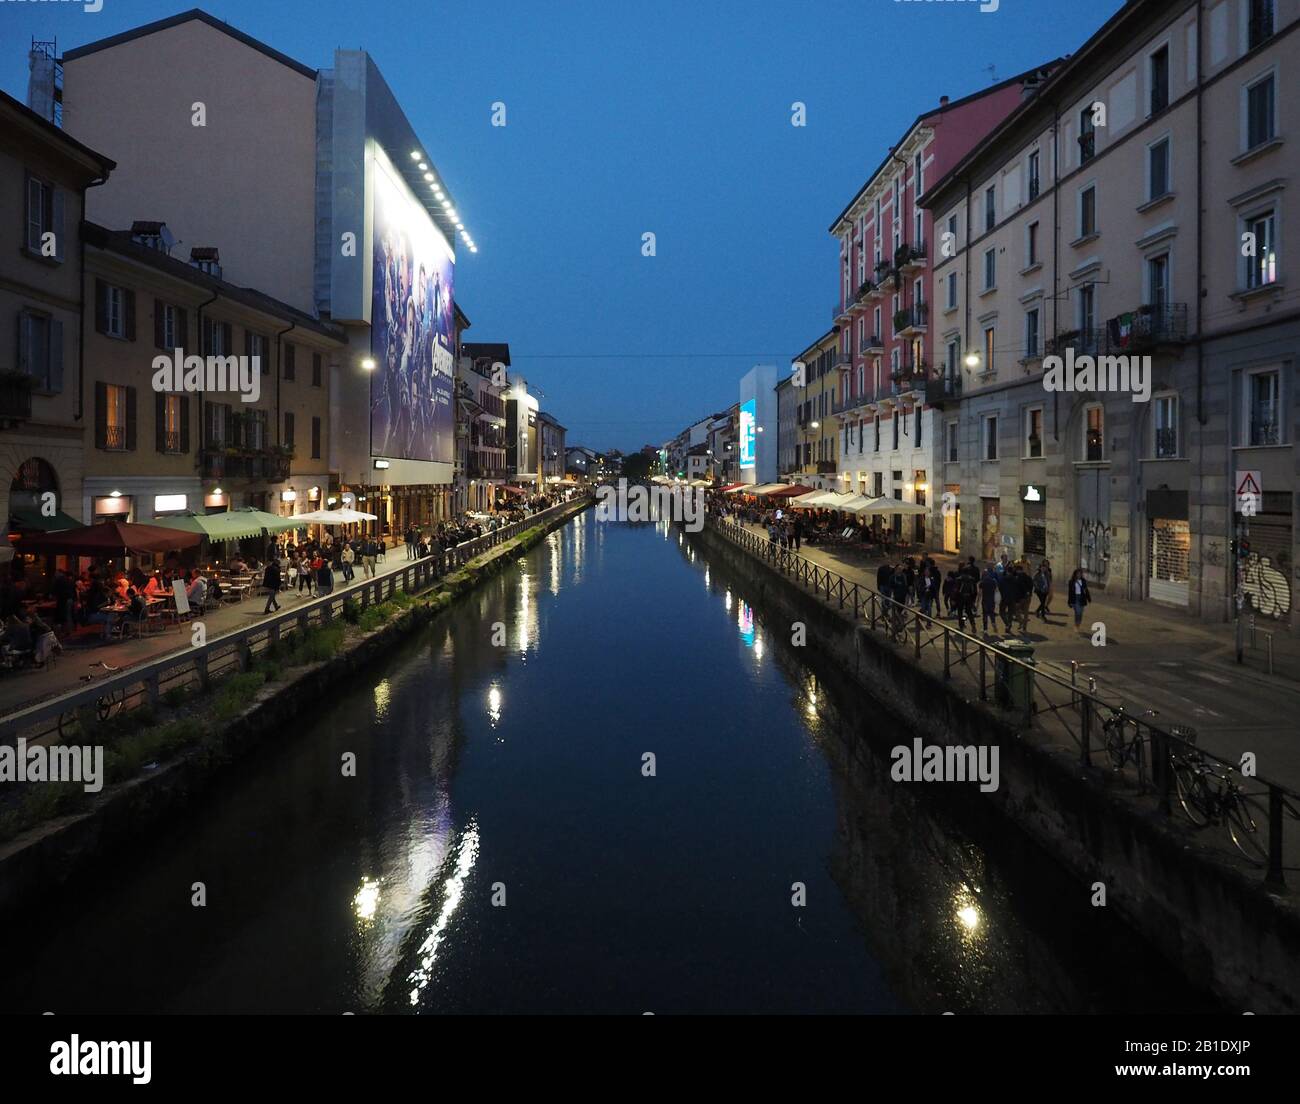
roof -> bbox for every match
[461,342,511,366]
[537,411,566,431]
[0,88,116,177]
[796,327,840,362]
[63,8,317,81]
[454,303,472,329]
[82,221,345,341]
[827,59,1065,234]
[923,2,1156,210]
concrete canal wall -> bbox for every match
[0,501,591,921]
[689,521,1300,1015]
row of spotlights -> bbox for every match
[414,150,477,253]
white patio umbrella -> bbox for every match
[292,507,379,525]
[866,499,929,516]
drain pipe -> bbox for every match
[195,289,220,482]
[75,176,110,425]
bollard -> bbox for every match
[1267,633,1274,675]
[1250,614,1257,649]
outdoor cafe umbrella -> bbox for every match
[18,518,202,557]
[150,508,299,542]
[291,507,379,525]
[866,499,929,516]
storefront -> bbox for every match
[1146,488,1190,607]
[1240,491,1293,625]
[980,491,1000,562]
[1021,483,1047,560]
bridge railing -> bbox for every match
[0,499,587,748]
[704,512,1300,887]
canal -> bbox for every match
[3,511,1217,1013]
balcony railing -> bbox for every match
[104,424,127,451]
[896,241,927,272]
[1079,130,1096,164]
[1249,419,1281,447]
[1107,303,1189,351]
[0,373,33,426]
[893,303,928,334]
[1045,328,1105,357]
[926,374,961,407]
[858,333,883,354]
[815,459,837,475]
[468,454,509,479]
[1154,427,1178,459]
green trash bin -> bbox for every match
[994,639,1037,714]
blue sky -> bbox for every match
[1,0,1123,451]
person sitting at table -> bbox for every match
[229,555,248,575]
[144,573,164,598]
[113,572,130,601]
[84,577,117,641]
[206,575,223,605]
[186,571,208,611]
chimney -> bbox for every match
[939,95,950,108]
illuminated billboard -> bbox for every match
[370,150,456,463]
[738,399,756,469]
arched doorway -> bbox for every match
[9,456,61,518]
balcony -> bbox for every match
[1107,303,1189,352]
[468,454,509,479]
[200,449,225,480]
[926,373,961,409]
[858,333,884,355]
[0,373,33,428]
[1079,130,1096,164]
[893,303,928,336]
[831,352,853,370]
[833,299,853,324]
[200,447,291,481]
[1045,328,1105,358]
[854,280,876,304]
[814,459,837,475]
[896,241,927,274]
[1154,427,1178,459]
[891,360,929,393]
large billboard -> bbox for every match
[738,399,756,470]
[370,151,456,463]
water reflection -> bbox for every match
[406,822,480,1008]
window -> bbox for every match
[946,213,957,246]
[96,382,134,451]
[984,185,996,232]
[204,402,229,448]
[1078,283,1096,335]
[1154,394,1178,457]
[892,410,900,450]
[1149,138,1170,199]
[1025,406,1044,458]
[945,420,958,463]
[1249,0,1275,49]
[983,414,998,461]
[1027,151,1040,201]
[1244,211,1277,289]
[1080,185,1097,238]
[914,152,923,196]
[983,247,996,290]
[95,280,134,340]
[202,316,231,356]
[946,271,958,309]
[24,173,63,261]
[946,339,959,379]
[1148,254,1170,310]
[1248,370,1280,445]
[312,353,322,387]
[1149,45,1169,115]
[1027,221,1039,267]
[1084,404,1105,461]
[16,311,63,393]
[1025,308,1040,359]
[284,344,296,381]
[311,415,322,459]
[1079,107,1096,164]
[1246,74,1275,149]
[157,393,185,454]
[874,415,881,452]
[155,302,186,351]
[983,326,996,375]
[247,331,269,375]
[874,306,882,338]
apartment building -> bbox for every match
[925,0,1296,628]
[538,412,567,487]
[826,66,1058,545]
[788,330,840,490]
[80,221,344,528]
[457,340,509,512]
[707,404,739,484]
[1,90,115,565]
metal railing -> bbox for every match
[702,511,1300,886]
[0,498,589,748]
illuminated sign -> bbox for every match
[153,494,187,513]
[738,399,757,470]
[1020,484,1045,503]
[370,147,456,464]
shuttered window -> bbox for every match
[23,173,64,261]
[95,280,135,340]
[96,382,136,451]
[155,392,189,453]
[16,310,63,394]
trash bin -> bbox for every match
[994,639,1037,714]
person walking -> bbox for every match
[791,515,803,551]
[341,540,355,582]
[362,537,377,578]
[1013,563,1034,633]
[1039,558,1054,618]
[1033,561,1051,620]
[979,566,1000,634]
[262,559,282,614]
[997,565,1017,633]
[1068,568,1091,631]
[956,569,978,632]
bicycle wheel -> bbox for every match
[1225,793,1269,866]
[1173,759,1211,826]
[96,689,125,722]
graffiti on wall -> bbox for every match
[1241,552,1292,619]
[1079,517,1111,584]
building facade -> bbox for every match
[826,66,1057,544]
[457,341,509,512]
[789,331,840,490]
[925,0,1297,629]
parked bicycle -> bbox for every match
[1102,704,1157,783]
[56,661,125,739]
[1171,732,1268,865]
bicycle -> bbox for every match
[1102,704,1157,780]
[1171,735,1269,865]
[57,661,126,739]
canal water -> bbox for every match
[3,512,1217,1013]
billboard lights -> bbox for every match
[409,150,422,161]
[361,357,376,370]
[423,172,434,182]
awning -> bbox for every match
[18,519,202,557]
[717,483,746,492]
[9,508,81,532]
[151,508,299,542]
[292,507,379,525]
[747,484,789,496]
[764,484,815,499]
[500,485,527,497]
[867,499,930,516]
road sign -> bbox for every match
[1236,469,1262,515]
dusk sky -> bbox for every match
[1,0,1123,452]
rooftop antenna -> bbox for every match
[986,63,998,85]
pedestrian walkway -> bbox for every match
[733,520,1300,795]
[0,548,417,718]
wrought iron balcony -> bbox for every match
[893,303,928,335]
[896,241,927,273]
[925,373,961,408]
[1045,328,1105,358]
[858,333,884,354]
[1106,303,1189,352]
